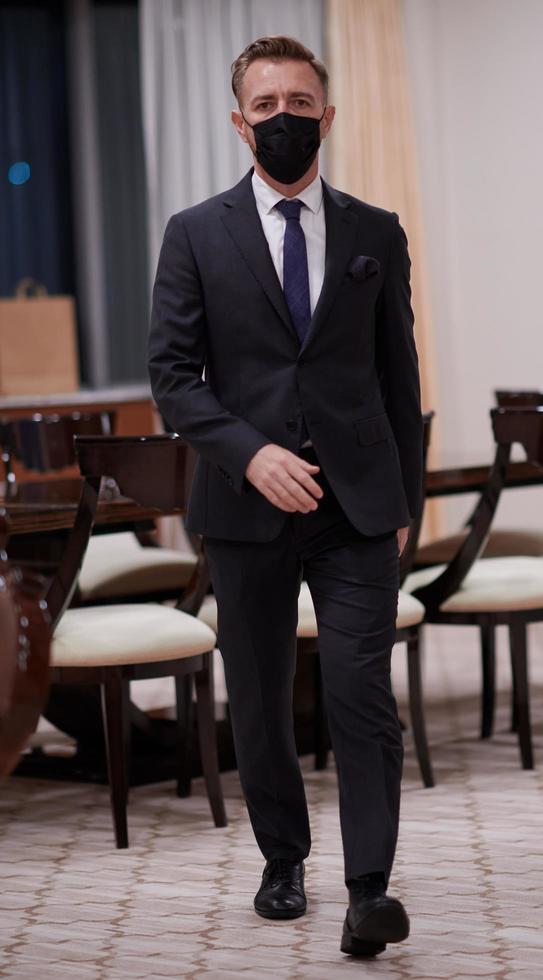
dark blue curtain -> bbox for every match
[93,1,150,382]
[0,2,74,297]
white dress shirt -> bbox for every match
[251,170,326,315]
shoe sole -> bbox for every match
[341,903,410,956]
[340,931,386,957]
[254,904,307,920]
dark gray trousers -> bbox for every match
[203,448,403,884]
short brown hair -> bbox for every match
[231,35,328,105]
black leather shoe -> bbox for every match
[341,875,410,957]
[254,859,306,920]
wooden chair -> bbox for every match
[415,391,543,740]
[45,433,226,847]
[199,412,435,788]
[415,390,543,569]
[0,510,51,779]
[0,411,198,603]
[494,389,543,408]
[405,406,543,769]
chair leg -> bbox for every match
[194,654,227,827]
[511,664,519,733]
[480,623,496,739]
[509,620,533,770]
[406,629,434,788]
[175,674,194,798]
[313,652,329,771]
[101,669,130,848]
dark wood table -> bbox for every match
[426,458,543,498]
[2,477,174,536]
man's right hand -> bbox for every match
[245,444,323,513]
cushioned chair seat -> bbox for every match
[296,582,318,637]
[415,528,543,567]
[52,604,216,668]
[78,532,197,600]
[405,557,543,613]
[199,583,425,636]
[396,591,425,628]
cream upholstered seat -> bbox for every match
[199,582,424,635]
[296,582,318,637]
[396,590,425,628]
[52,603,216,668]
[415,528,543,568]
[78,532,197,602]
[405,557,543,614]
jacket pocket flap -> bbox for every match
[354,414,391,446]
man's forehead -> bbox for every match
[242,58,322,98]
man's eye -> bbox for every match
[256,102,273,111]
[294,100,310,108]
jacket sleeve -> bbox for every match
[148,213,271,494]
[375,213,424,520]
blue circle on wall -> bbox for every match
[8,162,31,185]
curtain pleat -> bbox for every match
[139,0,325,280]
[326,0,441,535]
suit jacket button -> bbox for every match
[286,418,298,432]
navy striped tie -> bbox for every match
[276,198,311,346]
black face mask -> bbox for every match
[243,109,326,185]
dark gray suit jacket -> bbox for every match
[148,170,423,541]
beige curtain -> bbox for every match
[325,0,441,536]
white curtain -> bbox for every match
[140,0,324,281]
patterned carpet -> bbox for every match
[1,623,543,980]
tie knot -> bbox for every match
[276,198,303,221]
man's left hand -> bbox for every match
[397,526,410,556]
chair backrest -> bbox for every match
[399,410,435,583]
[495,389,543,408]
[45,434,204,627]
[412,406,543,611]
[491,406,543,468]
[0,510,51,779]
[0,411,116,493]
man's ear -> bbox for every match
[231,109,249,144]
[320,105,336,140]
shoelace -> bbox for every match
[266,859,298,883]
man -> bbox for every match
[148,36,423,958]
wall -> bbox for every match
[402,0,543,531]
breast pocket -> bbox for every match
[353,413,392,446]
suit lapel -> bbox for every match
[301,181,359,352]
[220,172,297,343]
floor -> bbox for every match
[1,623,543,980]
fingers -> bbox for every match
[297,458,320,473]
[264,468,323,513]
[278,473,320,512]
[266,487,300,513]
[289,467,323,502]
[250,446,325,513]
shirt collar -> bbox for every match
[252,170,324,216]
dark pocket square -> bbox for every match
[347,255,380,282]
